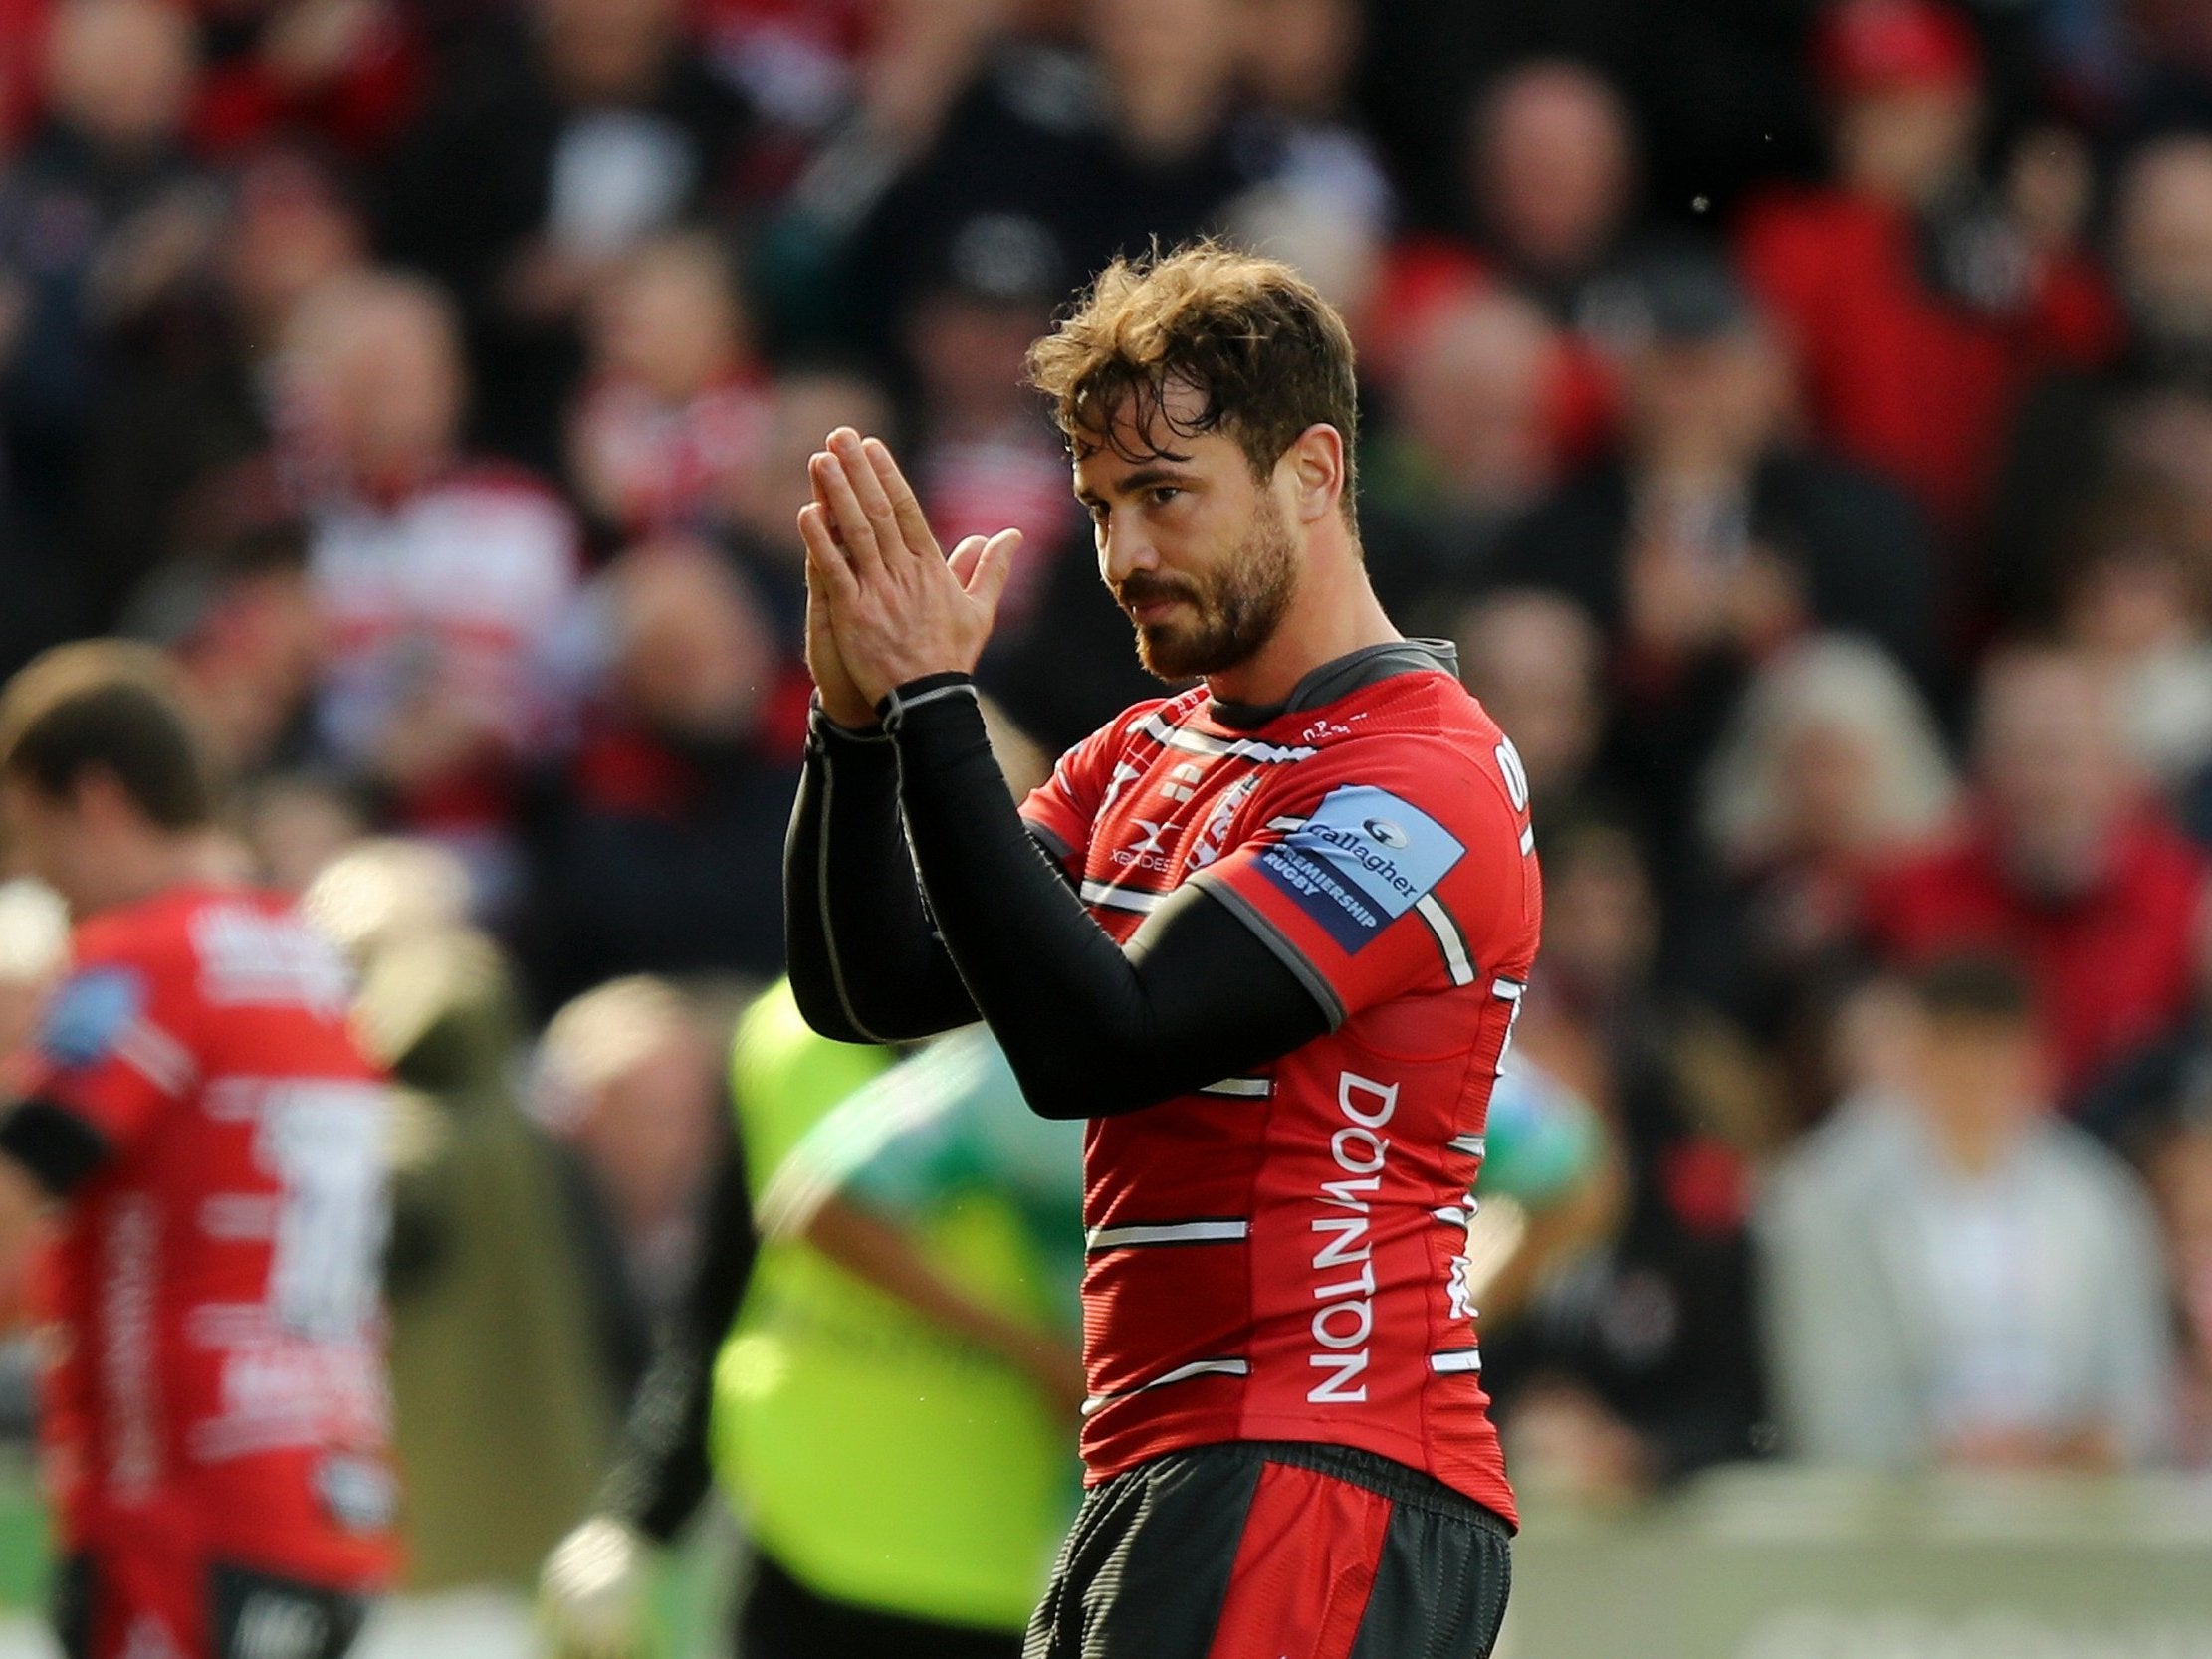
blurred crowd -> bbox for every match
[5,0,2212,1633]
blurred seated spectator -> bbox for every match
[1230,0,1391,247]
[304,840,615,1659]
[1460,58,1640,327]
[378,0,755,469]
[533,973,727,1371]
[1737,0,2113,562]
[522,535,803,1005]
[1757,953,2174,1470]
[0,0,212,644]
[834,0,1266,366]
[1482,810,1769,1499]
[279,269,584,913]
[1689,635,1958,1099]
[1362,288,1573,626]
[1991,135,2212,631]
[190,0,428,161]
[900,212,1080,651]
[2054,483,2212,799]
[714,358,894,639]
[568,227,772,540]
[1492,246,1938,892]
[1860,643,2210,1106]
[122,490,323,779]
[1454,588,1611,825]
[73,148,370,639]
[2138,1099,2212,1466]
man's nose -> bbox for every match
[1099,521,1158,587]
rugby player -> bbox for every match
[785,243,1537,1657]
[0,644,395,1659]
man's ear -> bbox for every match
[1283,423,1346,525]
[70,767,137,833]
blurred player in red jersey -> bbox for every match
[785,244,1535,1658]
[0,643,396,1659]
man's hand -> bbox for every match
[798,428,1020,707]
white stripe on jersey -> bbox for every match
[1136,712,1317,765]
[1080,1356,1250,1415]
[1085,1219,1251,1250]
[1199,1076,1273,1099]
[1429,1348,1484,1374]
[1415,894,1477,986]
[1078,879,1170,915]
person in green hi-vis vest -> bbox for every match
[541,979,1085,1659]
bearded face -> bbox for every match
[1113,487,1301,681]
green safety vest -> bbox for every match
[708,984,1079,1631]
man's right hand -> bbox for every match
[801,456,884,729]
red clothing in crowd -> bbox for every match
[1859,805,2210,1099]
[1737,189,2115,546]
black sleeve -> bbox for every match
[782,705,980,1043]
[596,1141,759,1544]
[879,676,1332,1120]
[0,1099,111,1198]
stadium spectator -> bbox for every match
[2054,487,2212,796]
[523,535,802,1002]
[1492,246,1938,891]
[1453,588,1611,824]
[899,212,1081,649]
[278,269,583,912]
[1462,59,1642,328]
[0,0,212,660]
[837,0,1265,365]
[1737,0,2114,566]
[2139,1100,2212,1466]
[1860,644,2211,1106]
[532,974,726,1349]
[188,0,428,162]
[305,840,615,1659]
[1362,288,1574,626]
[1483,809,1768,1496]
[567,228,771,540]
[1687,634,1958,1097]
[1758,953,2175,1470]
[377,0,754,469]
[71,149,371,641]
[1991,134,2212,628]
[1231,0,1391,243]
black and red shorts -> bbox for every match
[1023,1441,1512,1659]
[55,1550,371,1659]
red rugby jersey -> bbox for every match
[1019,642,1540,1524]
[15,884,397,1586]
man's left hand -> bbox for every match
[799,428,1021,706]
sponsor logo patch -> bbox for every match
[37,967,145,1069]
[1257,785,1463,951]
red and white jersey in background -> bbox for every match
[308,463,581,785]
[1020,642,1540,1525]
[19,884,397,1588]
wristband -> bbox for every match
[875,673,979,734]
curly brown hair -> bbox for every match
[1025,242,1360,517]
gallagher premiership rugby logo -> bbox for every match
[1257,784,1464,951]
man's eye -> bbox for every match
[1087,503,1110,524]
[1151,486,1182,506]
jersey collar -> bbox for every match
[1207,639,1459,730]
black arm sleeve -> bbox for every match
[882,678,1331,1120]
[596,1141,759,1544]
[0,1099,111,1197]
[782,705,979,1043]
